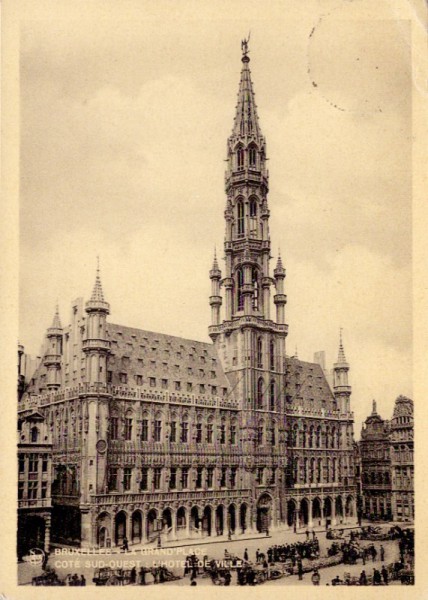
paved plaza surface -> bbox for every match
[19,523,408,586]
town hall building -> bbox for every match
[18,42,358,551]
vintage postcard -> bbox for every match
[1,0,426,596]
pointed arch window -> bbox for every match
[237,268,244,311]
[257,377,264,409]
[237,200,245,237]
[257,337,263,368]
[269,380,275,411]
[270,340,275,371]
[249,198,258,237]
[237,146,245,169]
[249,145,257,167]
[252,267,259,310]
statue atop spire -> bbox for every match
[372,399,377,415]
[241,32,251,60]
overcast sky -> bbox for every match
[18,0,413,434]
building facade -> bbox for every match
[390,396,414,522]
[359,396,413,522]
[18,44,357,550]
[17,408,52,558]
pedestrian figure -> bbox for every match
[256,548,260,563]
[122,536,129,552]
[244,548,249,561]
[80,575,86,586]
[311,569,320,585]
[139,567,147,585]
[372,547,377,562]
[305,529,309,540]
[266,527,269,537]
[380,545,385,562]
[359,570,367,586]
[130,567,136,584]
[381,565,388,585]
[297,558,303,581]
[373,569,382,585]
[312,530,316,540]
[228,529,232,541]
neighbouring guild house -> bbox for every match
[359,396,413,522]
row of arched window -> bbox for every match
[236,266,259,311]
[235,143,259,170]
[236,198,259,238]
[362,471,390,485]
[109,411,239,446]
[292,456,342,485]
[256,378,277,411]
[256,338,275,370]
[290,423,341,449]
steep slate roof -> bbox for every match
[285,356,337,410]
[106,323,231,392]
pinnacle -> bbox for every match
[372,399,377,415]
[212,247,219,270]
[337,328,347,362]
[90,259,105,303]
[50,304,62,330]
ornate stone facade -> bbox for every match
[18,44,357,549]
[359,396,413,522]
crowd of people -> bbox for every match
[266,535,320,563]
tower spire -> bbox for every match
[232,36,261,140]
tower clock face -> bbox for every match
[96,439,107,453]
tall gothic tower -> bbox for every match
[209,40,289,528]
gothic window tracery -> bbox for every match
[257,377,264,409]
[269,380,275,411]
[257,337,263,368]
[252,267,259,310]
[270,340,275,370]
[237,268,244,311]
[237,199,245,237]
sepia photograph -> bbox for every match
[3,0,422,591]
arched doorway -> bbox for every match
[162,508,172,533]
[323,497,332,527]
[335,497,343,524]
[131,511,142,544]
[96,512,111,548]
[114,511,127,546]
[300,498,309,526]
[19,516,46,555]
[202,506,212,536]
[256,493,272,533]
[190,506,200,534]
[345,496,354,519]
[312,498,322,526]
[240,503,248,533]
[228,504,236,533]
[216,505,224,536]
[287,499,296,528]
[176,507,186,538]
[146,509,157,541]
